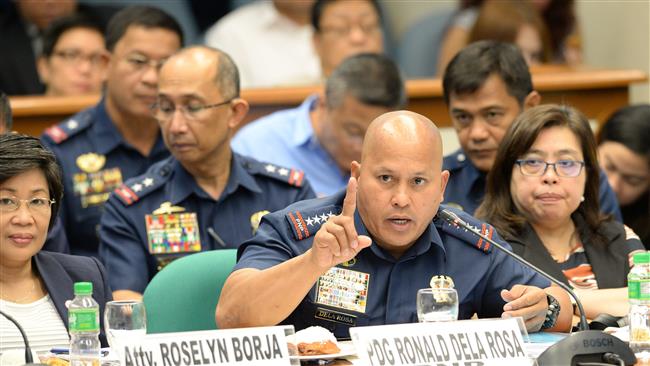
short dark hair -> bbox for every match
[325,53,405,110]
[598,104,650,158]
[0,134,63,231]
[476,104,607,246]
[311,0,382,32]
[0,91,12,131]
[41,14,104,58]
[442,40,533,105]
[105,5,183,52]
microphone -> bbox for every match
[437,208,636,366]
[437,209,589,331]
[0,310,47,365]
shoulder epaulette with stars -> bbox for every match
[242,157,306,187]
[443,150,469,172]
[285,204,341,240]
[434,205,494,254]
[43,108,95,144]
[112,162,171,206]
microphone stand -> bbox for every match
[437,209,636,366]
[0,310,47,365]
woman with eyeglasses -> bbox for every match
[475,104,644,319]
[0,134,111,362]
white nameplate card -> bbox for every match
[350,318,530,366]
[115,325,298,366]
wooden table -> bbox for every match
[9,66,647,137]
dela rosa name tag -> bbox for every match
[350,318,531,366]
[114,325,298,366]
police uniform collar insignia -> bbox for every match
[250,210,270,234]
[285,205,340,241]
[76,153,106,173]
[436,206,494,254]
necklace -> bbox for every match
[0,279,39,304]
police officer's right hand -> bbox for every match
[309,177,372,271]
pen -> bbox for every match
[50,348,109,356]
[207,228,227,248]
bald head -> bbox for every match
[362,110,443,167]
[352,110,449,258]
[163,46,240,99]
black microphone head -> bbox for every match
[438,208,463,226]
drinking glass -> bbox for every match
[416,288,459,322]
[104,300,147,349]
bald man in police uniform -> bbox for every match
[216,111,572,337]
[98,46,315,301]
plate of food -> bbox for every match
[290,326,357,361]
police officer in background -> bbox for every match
[41,6,183,257]
[99,46,315,301]
[216,111,572,337]
[441,41,621,219]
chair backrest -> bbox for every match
[143,249,237,333]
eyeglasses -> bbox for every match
[0,197,55,214]
[320,21,380,38]
[124,54,167,72]
[52,49,108,67]
[150,98,234,121]
[515,159,585,177]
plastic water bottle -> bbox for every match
[629,252,650,356]
[69,282,101,366]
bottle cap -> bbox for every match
[633,252,650,264]
[74,282,93,295]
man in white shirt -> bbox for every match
[204,0,320,88]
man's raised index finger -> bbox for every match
[341,177,358,217]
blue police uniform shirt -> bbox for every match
[99,153,316,293]
[235,190,550,339]
[442,148,623,221]
[41,99,169,257]
[231,95,348,197]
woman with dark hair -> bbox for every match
[598,105,650,247]
[476,104,644,319]
[0,134,112,361]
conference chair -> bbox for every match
[142,249,237,333]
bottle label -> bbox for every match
[69,308,99,332]
[629,279,650,301]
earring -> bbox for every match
[580,196,585,202]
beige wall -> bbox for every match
[577,0,650,103]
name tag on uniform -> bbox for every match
[145,203,201,255]
[316,267,369,313]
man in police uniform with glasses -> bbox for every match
[41,6,183,257]
[98,46,315,301]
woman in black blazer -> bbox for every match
[0,134,112,358]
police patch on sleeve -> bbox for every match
[285,205,341,240]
